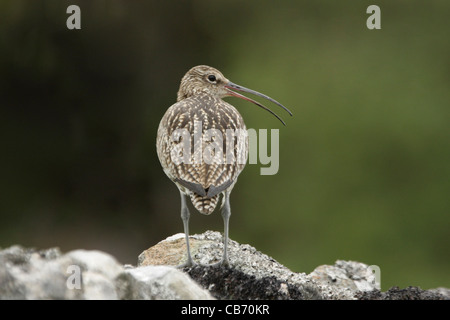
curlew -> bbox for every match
[156,65,292,267]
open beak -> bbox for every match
[225,81,292,126]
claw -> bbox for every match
[177,259,197,269]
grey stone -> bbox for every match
[139,231,362,299]
[357,286,449,300]
[430,287,450,299]
[309,260,380,299]
[1,232,448,300]
[0,245,122,299]
[139,231,449,300]
[0,244,213,300]
[117,266,214,300]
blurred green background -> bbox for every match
[1,0,449,290]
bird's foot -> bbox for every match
[176,258,197,269]
[177,256,231,269]
[208,258,231,268]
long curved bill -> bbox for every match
[225,81,292,126]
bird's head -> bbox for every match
[177,65,292,125]
[177,65,229,101]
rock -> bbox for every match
[309,260,380,292]
[1,232,448,300]
[64,249,124,299]
[138,233,188,266]
[0,245,123,299]
[117,266,213,300]
[138,231,372,299]
[0,245,212,300]
[185,264,315,300]
[430,287,450,299]
[356,286,449,300]
[139,231,449,300]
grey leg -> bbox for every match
[180,191,195,267]
[221,191,231,266]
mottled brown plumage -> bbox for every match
[156,65,291,267]
[157,91,247,214]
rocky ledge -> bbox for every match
[0,231,448,300]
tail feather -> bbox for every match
[190,193,219,215]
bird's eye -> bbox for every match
[207,74,217,83]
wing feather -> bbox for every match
[156,94,248,213]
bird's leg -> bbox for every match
[178,191,196,268]
[220,191,231,267]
